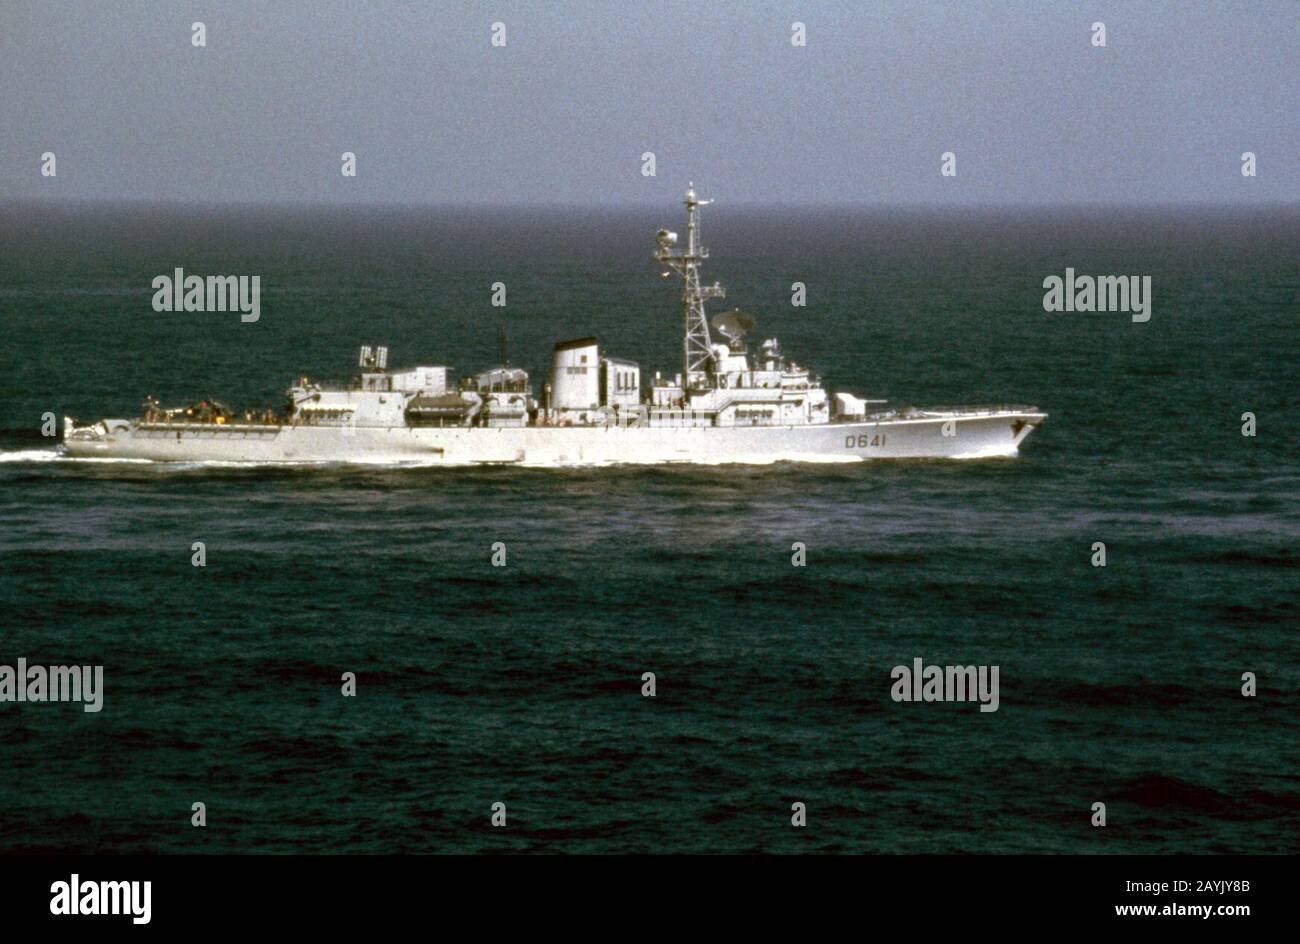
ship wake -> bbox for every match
[1,447,1026,470]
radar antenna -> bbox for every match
[359,345,388,371]
[654,183,725,393]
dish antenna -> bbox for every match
[710,309,757,343]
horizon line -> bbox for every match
[4,197,1298,214]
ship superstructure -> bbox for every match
[62,186,1046,465]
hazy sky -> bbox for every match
[1,1,1295,205]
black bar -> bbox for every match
[0,854,1284,931]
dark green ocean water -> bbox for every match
[0,203,1296,853]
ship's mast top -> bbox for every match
[655,183,725,396]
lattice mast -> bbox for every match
[655,184,725,394]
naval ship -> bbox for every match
[62,186,1046,465]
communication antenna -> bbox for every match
[654,183,725,392]
[498,326,509,368]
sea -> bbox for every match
[0,202,1296,853]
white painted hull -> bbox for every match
[62,411,1046,465]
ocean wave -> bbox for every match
[0,448,873,470]
[0,449,155,465]
[0,448,65,463]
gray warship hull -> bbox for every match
[62,409,1045,465]
[60,186,1048,466]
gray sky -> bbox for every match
[1,0,1295,205]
